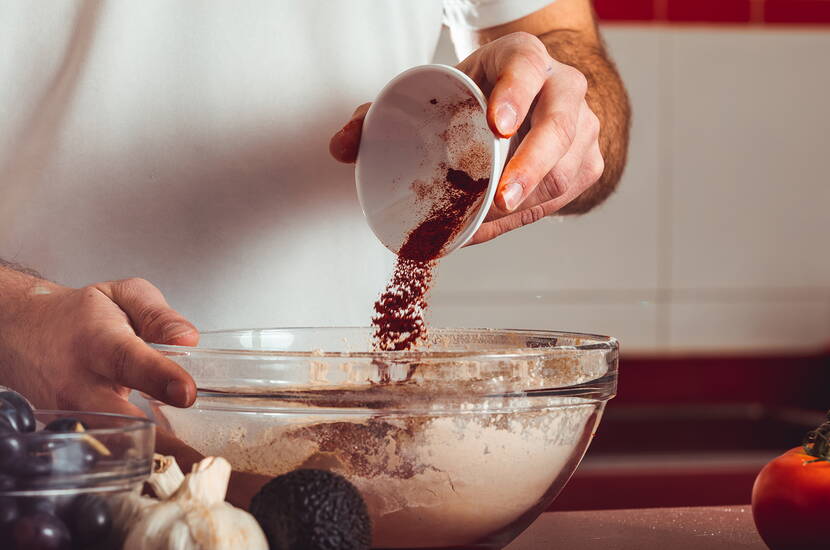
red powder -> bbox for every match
[372,168,489,352]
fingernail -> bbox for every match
[165,379,192,406]
[501,182,524,211]
[495,103,518,136]
[345,117,362,132]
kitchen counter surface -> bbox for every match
[506,506,767,549]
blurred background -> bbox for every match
[431,1,830,510]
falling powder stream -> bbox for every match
[372,168,489,352]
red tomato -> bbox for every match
[752,446,830,550]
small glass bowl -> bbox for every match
[139,327,618,549]
[0,411,154,546]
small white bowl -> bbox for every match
[356,64,510,258]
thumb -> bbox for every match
[329,102,371,164]
[98,278,200,346]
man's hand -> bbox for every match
[454,32,603,244]
[330,1,630,245]
[331,32,602,245]
[0,270,199,417]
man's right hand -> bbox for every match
[0,272,198,416]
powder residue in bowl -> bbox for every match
[164,399,597,548]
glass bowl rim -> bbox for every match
[151,326,619,360]
[28,409,154,437]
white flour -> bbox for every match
[162,398,599,548]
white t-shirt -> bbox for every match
[0,0,550,330]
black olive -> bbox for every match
[15,441,53,477]
[19,497,57,516]
[11,512,71,550]
[44,419,88,434]
[0,432,24,474]
[0,391,36,433]
[0,473,15,491]
[49,441,98,475]
[0,495,18,526]
[66,494,112,548]
[0,400,21,432]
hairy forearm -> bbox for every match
[0,264,44,316]
[0,262,55,321]
[0,266,41,377]
[538,29,630,214]
[0,264,58,383]
[0,259,43,280]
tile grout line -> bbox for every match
[750,0,765,24]
[431,287,830,303]
[655,29,674,350]
[654,0,668,21]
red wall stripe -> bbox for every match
[593,0,655,20]
[667,0,752,22]
[594,0,830,24]
[765,1,830,24]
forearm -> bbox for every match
[0,263,55,328]
[0,265,46,388]
[0,259,43,280]
[537,29,630,214]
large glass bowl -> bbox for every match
[138,327,618,550]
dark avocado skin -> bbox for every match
[250,469,372,550]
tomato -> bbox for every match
[752,446,830,550]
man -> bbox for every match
[0,1,628,437]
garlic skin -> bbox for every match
[106,486,157,547]
[123,456,268,550]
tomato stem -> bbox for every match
[803,410,830,462]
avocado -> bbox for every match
[249,469,371,550]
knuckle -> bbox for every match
[79,284,104,297]
[563,66,588,94]
[493,217,516,237]
[138,307,181,341]
[519,205,547,227]
[138,306,167,330]
[75,286,111,317]
[548,111,578,148]
[549,166,572,197]
[507,50,550,83]
[587,155,606,182]
[120,277,151,292]
[78,285,103,305]
[587,111,601,137]
[509,31,540,47]
[505,32,552,74]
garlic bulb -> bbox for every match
[123,456,268,550]
[105,454,178,547]
[106,485,157,547]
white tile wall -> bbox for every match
[429,26,830,354]
[669,296,830,353]
[669,29,830,290]
[428,296,660,351]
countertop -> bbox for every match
[505,506,767,549]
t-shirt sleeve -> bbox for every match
[443,0,556,30]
